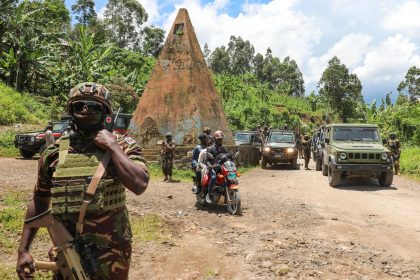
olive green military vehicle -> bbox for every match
[260,130,299,169]
[322,124,393,187]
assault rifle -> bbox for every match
[25,210,91,279]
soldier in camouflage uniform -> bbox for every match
[387,133,401,175]
[302,135,311,170]
[161,132,176,182]
[16,83,149,280]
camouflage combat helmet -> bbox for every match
[166,132,172,138]
[67,82,112,114]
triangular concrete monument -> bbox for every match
[130,8,234,148]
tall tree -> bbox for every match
[103,0,148,49]
[209,46,230,74]
[71,0,97,26]
[398,66,420,101]
[318,56,363,122]
[140,25,164,57]
[227,35,255,75]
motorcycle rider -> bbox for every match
[206,131,228,203]
[191,133,208,193]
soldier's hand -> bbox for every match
[94,129,118,152]
[16,251,35,279]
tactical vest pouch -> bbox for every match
[51,138,126,216]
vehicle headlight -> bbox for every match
[263,147,271,152]
[381,153,388,160]
[30,136,35,142]
[339,152,347,160]
[287,148,294,153]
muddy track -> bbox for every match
[1,157,420,279]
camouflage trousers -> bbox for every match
[303,150,311,168]
[162,156,173,176]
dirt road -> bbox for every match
[1,157,420,279]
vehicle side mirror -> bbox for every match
[382,139,387,145]
[324,137,330,144]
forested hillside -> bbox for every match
[0,0,419,146]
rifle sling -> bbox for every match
[76,151,111,234]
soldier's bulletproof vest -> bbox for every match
[51,137,126,216]
[388,139,398,150]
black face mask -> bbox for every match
[71,101,105,132]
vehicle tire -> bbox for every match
[378,171,393,187]
[322,161,328,176]
[227,190,241,215]
[261,157,267,169]
[316,158,322,171]
[328,164,341,187]
[20,149,35,159]
[196,193,207,207]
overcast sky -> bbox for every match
[66,0,420,102]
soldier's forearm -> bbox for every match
[18,195,50,253]
[109,145,149,195]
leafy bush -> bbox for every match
[400,146,420,177]
[0,130,19,157]
[0,82,49,125]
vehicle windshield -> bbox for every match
[234,133,251,142]
[333,127,380,142]
[269,133,294,143]
[51,122,67,132]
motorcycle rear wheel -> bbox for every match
[227,190,241,215]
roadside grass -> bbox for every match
[0,124,45,158]
[0,264,53,280]
[400,146,420,179]
[131,213,167,242]
[0,191,49,254]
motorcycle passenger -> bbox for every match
[197,136,214,194]
[191,133,208,193]
[206,131,228,203]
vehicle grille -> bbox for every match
[272,148,285,153]
[348,153,381,160]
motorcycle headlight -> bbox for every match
[381,153,388,160]
[287,148,294,153]
[263,147,271,152]
[339,152,347,160]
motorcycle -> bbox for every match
[193,153,241,215]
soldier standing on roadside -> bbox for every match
[387,133,401,175]
[16,82,149,280]
[161,132,176,182]
[302,135,311,170]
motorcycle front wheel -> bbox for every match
[227,190,241,215]
[196,193,207,207]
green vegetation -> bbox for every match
[0,265,53,280]
[400,146,420,177]
[131,213,166,242]
[147,163,194,182]
[0,191,49,253]
[0,82,49,125]
[0,129,19,157]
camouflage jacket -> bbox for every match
[34,130,147,279]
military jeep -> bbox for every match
[260,130,298,169]
[322,124,393,187]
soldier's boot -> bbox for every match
[163,175,168,182]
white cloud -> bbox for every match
[354,34,420,83]
[141,0,161,25]
[160,0,321,64]
[382,0,420,37]
[305,33,372,84]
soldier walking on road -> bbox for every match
[161,132,176,182]
[302,135,311,170]
[387,133,401,175]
